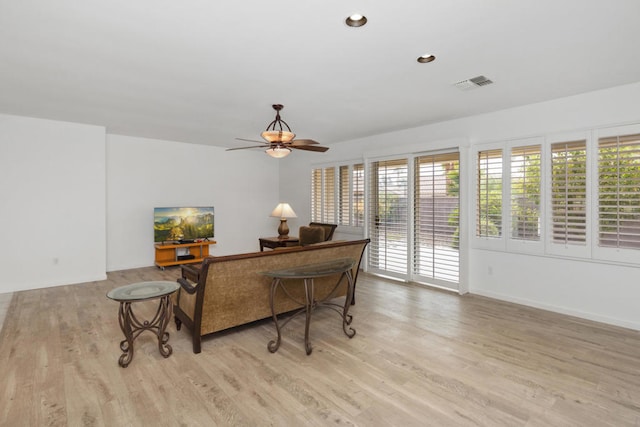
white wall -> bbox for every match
[106,135,281,271]
[469,251,640,329]
[0,116,289,291]
[0,114,106,292]
[280,81,640,330]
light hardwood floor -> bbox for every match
[1,267,639,426]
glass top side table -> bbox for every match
[107,280,179,367]
[261,258,357,355]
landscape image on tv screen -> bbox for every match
[154,207,214,243]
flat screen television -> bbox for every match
[154,207,214,243]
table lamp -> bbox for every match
[270,203,297,239]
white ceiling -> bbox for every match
[2,1,640,149]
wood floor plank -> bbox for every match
[1,267,640,426]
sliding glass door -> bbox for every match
[368,159,409,279]
[413,153,460,290]
[367,152,460,290]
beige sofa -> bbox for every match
[174,239,370,353]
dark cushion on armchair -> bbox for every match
[308,222,337,241]
[299,226,325,246]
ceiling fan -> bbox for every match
[227,104,329,158]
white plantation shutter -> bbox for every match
[550,140,587,245]
[311,168,322,222]
[598,133,640,250]
[477,149,503,237]
[323,167,335,222]
[311,167,335,223]
[368,159,409,278]
[338,165,350,226]
[414,153,459,287]
[352,164,365,227]
[510,145,541,240]
[312,163,364,228]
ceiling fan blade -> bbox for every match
[291,139,319,146]
[291,144,329,152]
[226,145,269,151]
[235,137,267,144]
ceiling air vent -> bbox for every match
[454,75,494,91]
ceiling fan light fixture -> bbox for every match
[229,104,328,157]
[345,14,367,27]
[265,145,291,158]
[261,130,296,143]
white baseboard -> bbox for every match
[471,289,640,332]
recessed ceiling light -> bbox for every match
[345,14,367,27]
[417,54,436,64]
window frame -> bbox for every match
[352,163,365,228]
[413,151,461,289]
[366,156,411,280]
[592,124,640,264]
[472,138,546,254]
[338,165,350,226]
[473,126,640,266]
[471,141,507,251]
[544,131,592,259]
[311,161,365,234]
[506,137,545,255]
[310,165,336,224]
[311,123,640,274]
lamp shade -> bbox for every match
[261,130,296,143]
[270,203,297,218]
[265,146,291,158]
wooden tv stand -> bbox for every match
[154,241,215,269]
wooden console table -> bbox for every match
[154,240,215,269]
[259,236,299,251]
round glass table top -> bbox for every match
[107,281,179,302]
